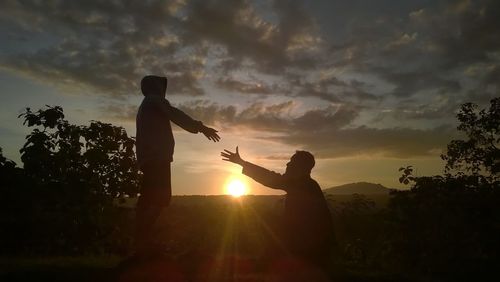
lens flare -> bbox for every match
[226,179,247,197]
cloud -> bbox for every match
[276,125,455,159]
[0,0,331,99]
[326,0,500,102]
[372,100,456,122]
[176,100,453,158]
[182,0,322,74]
[215,77,284,95]
[99,104,137,122]
[176,99,356,132]
[175,100,238,126]
[2,0,499,130]
[384,32,418,50]
[379,69,461,98]
[292,74,380,103]
[438,0,500,66]
[0,0,206,97]
[178,100,295,132]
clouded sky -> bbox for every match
[1,0,498,194]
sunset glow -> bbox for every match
[225,179,247,197]
[0,1,496,193]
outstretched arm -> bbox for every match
[159,99,220,142]
[221,147,286,190]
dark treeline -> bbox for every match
[0,99,499,281]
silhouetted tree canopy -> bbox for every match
[19,105,140,200]
[1,106,140,255]
[442,97,500,181]
[390,98,500,279]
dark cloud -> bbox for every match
[178,100,294,131]
[0,0,330,99]
[3,37,140,95]
[433,0,500,68]
[293,76,380,103]
[326,0,500,102]
[177,99,356,132]
[182,0,322,74]
[177,100,452,158]
[291,105,358,132]
[278,125,455,159]
[464,64,500,106]
[213,70,379,106]
[1,0,498,128]
[215,77,284,95]
[482,65,500,90]
[176,100,237,125]
[378,68,461,98]
[372,99,458,122]
[0,0,205,97]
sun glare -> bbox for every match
[225,179,247,197]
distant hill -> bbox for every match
[323,182,392,195]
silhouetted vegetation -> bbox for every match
[381,97,500,280]
[1,106,140,255]
[1,99,499,281]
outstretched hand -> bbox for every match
[200,125,220,142]
[221,146,244,165]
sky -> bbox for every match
[0,0,499,195]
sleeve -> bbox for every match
[158,99,203,134]
[242,161,288,191]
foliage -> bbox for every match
[442,97,500,181]
[398,166,415,185]
[387,175,499,278]
[327,194,385,270]
[1,106,140,255]
[19,106,139,199]
[0,147,17,170]
[388,98,500,279]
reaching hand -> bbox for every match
[221,146,244,165]
[201,125,220,142]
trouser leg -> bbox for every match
[134,161,171,255]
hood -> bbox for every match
[141,75,167,97]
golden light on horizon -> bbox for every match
[225,178,247,197]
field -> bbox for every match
[1,194,398,282]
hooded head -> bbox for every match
[141,75,167,97]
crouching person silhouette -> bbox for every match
[134,75,220,259]
[221,147,337,274]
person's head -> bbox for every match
[285,150,315,178]
[141,75,167,97]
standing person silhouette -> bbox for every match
[221,147,336,272]
[135,75,220,258]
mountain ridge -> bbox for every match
[323,182,393,195]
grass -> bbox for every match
[1,194,394,281]
[0,256,122,281]
[0,255,411,282]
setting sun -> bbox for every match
[225,179,247,197]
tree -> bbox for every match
[11,105,140,254]
[0,147,16,170]
[387,98,500,279]
[442,97,500,181]
[0,147,25,205]
[19,105,140,201]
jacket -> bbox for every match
[136,76,203,168]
